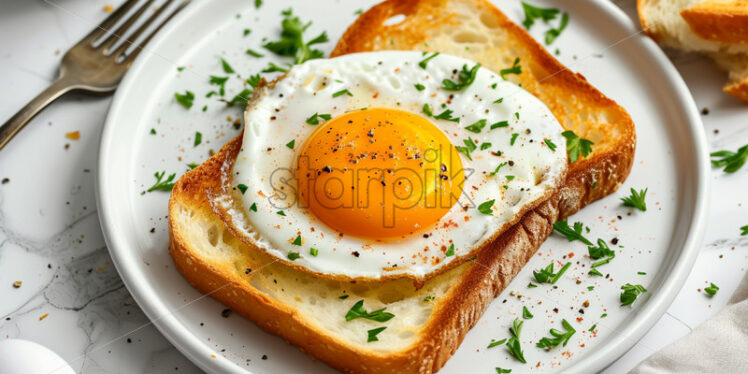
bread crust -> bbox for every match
[681,1,748,44]
[168,0,636,372]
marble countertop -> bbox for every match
[1,0,746,373]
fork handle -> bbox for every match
[0,77,75,151]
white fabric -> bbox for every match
[630,273,748,374]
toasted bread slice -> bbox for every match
[681,0,748,44]
[168,0,635,372]
[638,0,748,103]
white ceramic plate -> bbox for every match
[97,0,709,372]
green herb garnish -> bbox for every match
[332,89,353,97]
[621,188,647,211]
[174,91,195,109]
[710,145,748,173]
[500,57,522,80]
[522,306,534,319]
[345,300,395,322]
[446,243,455,256]
[478,199,495,215]
[521,2,560,29]
[434,109,460,122]
[414,83,426,91]
[704,282,719,296]
[263,10,328,64]
[442,63,480,91]
[418,52,440,69]
[506,318,526,363]
[544,138,557,151]
[221,58,235,74]
[306,112,332,125]
[246,49,264,57]
[287,252,300,260]
[536,319,576,349]
[147,171,176,192]
[487,338,507,348]
[237,184,248,194]
[545,12,569,44]
[465,119,487,133]
[620,283,647,306]
[367,326,386,342]
[310,248,318,257]
[562,130,593,163]
[553,221,593,245]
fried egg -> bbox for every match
[221,51,567,281]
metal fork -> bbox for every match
[0,0,189,151]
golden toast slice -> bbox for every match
[681,0,748,44]
[168,0,635,372]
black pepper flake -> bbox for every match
[150,227,155,233]
[262,355,268,360]
[352,251,360,257]
[508,160,515,166]
[701,107,710,115]
[221,309,231,318]
[611,237,619,245]
[1,178,8,184]
[322,166,333,173]
[578,308,585,314]
[200,322,204,326]
[553,308,559,313]
[127,338,132,343]
[245,268,252,274]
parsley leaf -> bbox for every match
[249,203,257,212]
[305,113,332,125]
[521,2,560,29]
[422,103,434,116]
[496,368,512,374]
[741,225,748,236]
[536,319,576,349]
[553,221,593,245]
[263,10,328,65]
[710,145,748,173]
[287,252,300,260]
[221,58,235,74]
[522,306,534,319]
[588,238,615,268]
[434,109,460,122]
[418,52,440,69]
[478,199,495,215]
[423,295,435,302]
[487,338,507,348]
[310,248,318,257]
[506,318,526,363]
[193,132,202,147]
[209,75,229,96]
[246,49,264,57]
[286,139,295,149]
[510,133,519,146]
[414,83,426,91]
[332,89,353,97]
[446,243,455,256]
[246,74,262,88]
[704,282,719,296]
[533,262,571,284]
[500,57,522,80]
[481,142,492,150]
[490,162,508,176]
[562,130,593,163]
[456,138,477,160]
[367,326,386,342]
[620,283,647,306]
[147,171,176,192]
[345,300,395,322]
[545,12,569,45]
[262,62,289,73]
[227,89,252,108]
[491,120,509,129]
[291,235,302,245]
[544,138,557,151]
[465,119,487,133]
[174,91,195,109]
[621,188,647,211]
[442,63,480,91]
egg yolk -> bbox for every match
[296,108,465,239]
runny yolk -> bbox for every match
[296,108,465,239]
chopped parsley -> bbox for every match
[310,248,318,256]
[544,138,557,151]
[638,272,647,275]
[478,199,495,215]
[621,188,647,211]
[620,283,647,306]
[506,318,526,363]
[741,225,748,236]
[332,89,353,97]
[521,2,560,29]
[263,10,328,65]
[536,319,575,349]
[423,296,435,302]
[553,221,593,245]
[500,57,522,80]
[456,138,477,160]
[545,12,569,45]
[246,49,264,57]
[339,294,348,300]
[491,120,509,129]
[588,238,615,268]
[510,133,519,145]
[533,262,570,284]
[286,139,295,149]
[209,75,229,96]
[562,130,593,163]
[481,142,493,150]
[254,0,262,8]
[588,324,597,332]
[150,128,156,135]
[174,91,195,109]
[494,97,504,103]
[434,109,460,122]
[193,132,202,147]
[291,235,302,246]
[418,52,440,69]
[367,326,386,342]
[704,282,719,297]
[237,184,248,194]
[187,163,198,170]
[262,62,289,73]
[527,283,538,288]
[487,338,507,348]
[277,210,286,216]
[422,103,434,116]
[465,119,487,133]
[496,368,512,374]
[345,300,395,322]
[249,203,257,212]
[441,63,480,91]
[354,9,363,15]
[490,162,508,176]
[243,28,251,36]
[246,74,262,88]
[221,58,235,74]
[287,252,300,260]
[414,83,426,91]
[176,66,185,72]
[589,269,603,276]
[228,89,252,108]
[446,243,455,256]
[710,145,747,173]
[522,306,533,319]
[306,112,332,125]
[147,171,176,192]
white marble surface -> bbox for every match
[0,0,746,373]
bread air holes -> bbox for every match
[479,11,499,29]
[452,30,487,44]
[207,224,219,247]
[376,289,406,304]
[382,14,406,26]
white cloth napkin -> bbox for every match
[630,272,748,374]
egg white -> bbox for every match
[220,51,567,281]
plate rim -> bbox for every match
[95,1,710,373]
